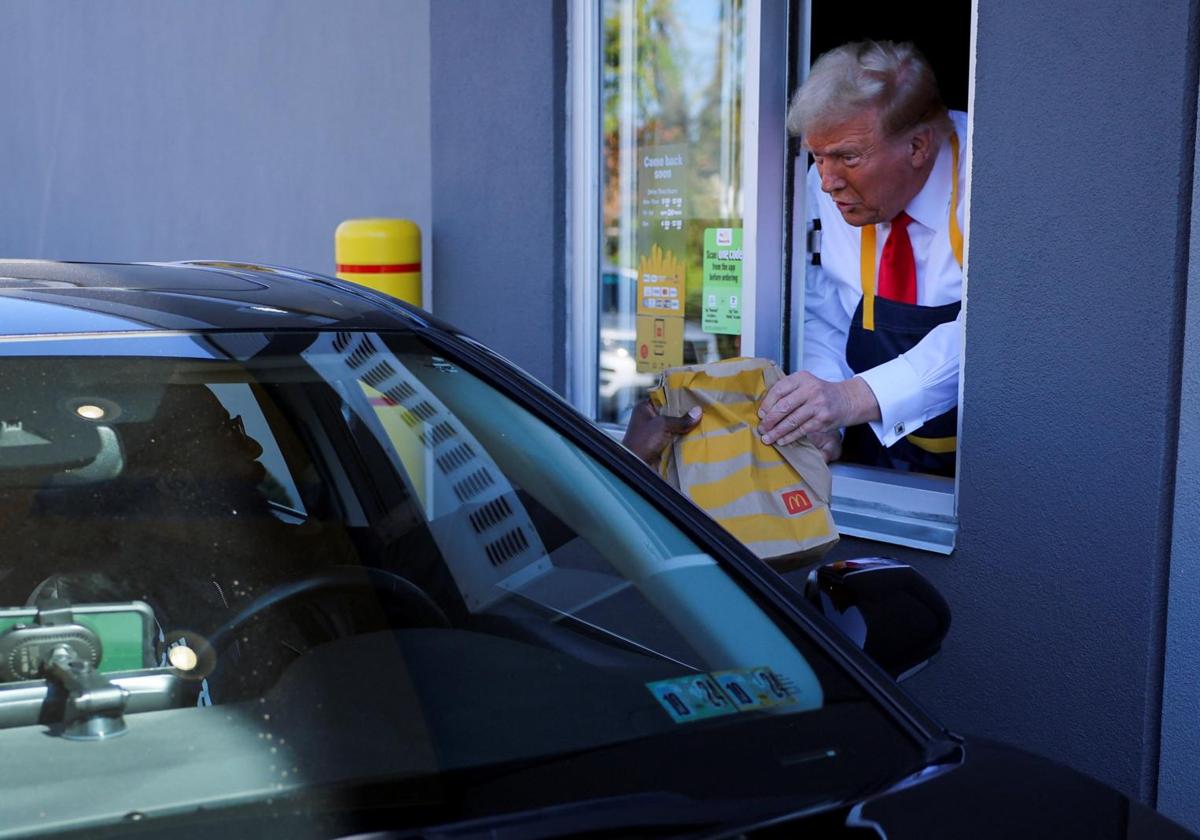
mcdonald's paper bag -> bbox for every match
[650,358,838,569]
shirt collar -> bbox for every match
[903,133,954,232]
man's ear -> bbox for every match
[908,124,936,168]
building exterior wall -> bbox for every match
[424,0,1200,814]
[0,0,431,277]
[429,0,568,392]
[1159,65,1200,830]
[789,0,1199,811]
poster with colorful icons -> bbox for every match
[701,227,742,335]
[635,144,687,373]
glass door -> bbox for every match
[599,0,745,426]
[570,0,790,427]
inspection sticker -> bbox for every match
[646,674,739,724]
[648,667,796,724]
[711,667,798,711]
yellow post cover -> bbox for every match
[336,219,425,501]
[651,358,839,569]
[335,218,422,307]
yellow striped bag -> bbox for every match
[651,358,838,570]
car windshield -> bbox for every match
[0,328,926,836]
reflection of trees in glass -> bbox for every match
[599,0,746,401]
[687,0,743,365]
[602,0,687,140]
[601,0,744,355]
[602,0,686,273]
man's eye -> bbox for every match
[842,154,860,166]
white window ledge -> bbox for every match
[830,464,956,554]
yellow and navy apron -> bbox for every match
[841,133,963,477]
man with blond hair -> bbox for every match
[758,40,966,476]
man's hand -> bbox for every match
[622,401,702,466]
[758,372,880,447]
[808,428,843,463]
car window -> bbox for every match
[0,331,925,836]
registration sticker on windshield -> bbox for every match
[646,675,739,724]
[711,667,798,711]
[647,667,799,723]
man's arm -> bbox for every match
[759,372,879,446]
[856,310,960,446]
[622,402,702,466]
[760,310,960,448]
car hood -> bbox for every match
[363,736,1193,839]
[739,737,1193,839]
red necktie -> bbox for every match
[877,211,917,304]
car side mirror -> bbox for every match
[804,557,950,681]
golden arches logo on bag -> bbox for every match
[781,490,813,516]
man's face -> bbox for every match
[806,109,923,227]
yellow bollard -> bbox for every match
[335,218,422,307]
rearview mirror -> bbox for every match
[0,413,102,470]
[0,360,165,476]
[804,558,951,681]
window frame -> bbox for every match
[566,0,601,420]
[790,1,974,555]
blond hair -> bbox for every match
[787,40,951,142]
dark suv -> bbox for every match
[0,259,1186,839]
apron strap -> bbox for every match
[858,127,963,332]
[948,133,963,267]
[860,224,878,331]
[906,432,958,454]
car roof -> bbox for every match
[0,259,428,337]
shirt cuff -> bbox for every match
[856,356,926,447]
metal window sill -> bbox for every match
[830,464,957,554]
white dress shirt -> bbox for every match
[799,110,967,447]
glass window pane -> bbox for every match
[598,0,746,424]
[0,330,933,826]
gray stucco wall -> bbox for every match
[426,0,1200,811]
[429,0,567,392]
[0,0,431,277]
[788,0,1199,810]
[1158,73,1200,829]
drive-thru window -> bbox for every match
[568,1,972,553]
